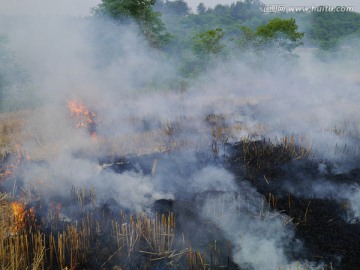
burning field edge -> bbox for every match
[0,106,359,270]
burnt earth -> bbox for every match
[225,140,360,270]
[2,139,360,269]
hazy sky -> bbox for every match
[0,0,358,16]
[0,0,99,16]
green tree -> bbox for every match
[256,18,304,42]
[309,9,360,50]
[238,18,304,52]
[193,28,225,56]
[94,0,171,48]
[236,25,257,49]
[178,28,225,77]
[163,0,190,17]
[196,3,206,15]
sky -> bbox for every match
[0,0,99,16]
[0,0,359,16]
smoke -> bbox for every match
[2,14,359,165]
[0,0,98,16]
[1,2,360,269]
[199,179,293,269]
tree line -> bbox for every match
[0,0,359,110]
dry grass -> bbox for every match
[0,193,15,238]
[0,110,29,161]
[0,190,180,269]
[0,107,261,161]
[0,193,38,270]
[226,135,312,173]
[0,184,337,270]
[110,212,176,263]
[0,107,340,269]
[0,189,241,270]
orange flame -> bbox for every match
[67,100,98,138]
[11,201,26,232]
[10,202,36,233]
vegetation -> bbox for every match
[0,192,178,269]
[155,0,190,17]
[1,1,359,104]
[226,135,311,171]
[0,186,335,270]
[231,17,304,55]
[93,0,172,48]
[309,9,360,49]
[0,35,30,111]
[193,28,225,56]
[153,0,360,55]
[0,110,28,162]
[0,1,360,269]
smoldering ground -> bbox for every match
[0,3,360,269]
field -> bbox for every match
[0,102,359,269]
[0,2,360,269]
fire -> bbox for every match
[9,201,36,233]
[11,201,26,232]
[67,100,98,136]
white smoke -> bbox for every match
[1,2,360,269]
